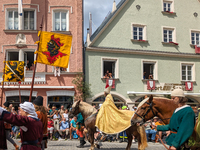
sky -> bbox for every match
[84,0,121,41]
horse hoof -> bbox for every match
[96,144,100,149]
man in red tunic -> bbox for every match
[0,102,43,150]
[0,120,7,150]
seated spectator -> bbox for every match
[63,109,69,121]
[70,116,78,140]
[50,106,56,119]
[59,105,65,117]
[154,117,165,142]
[59,118,70,140]
[53,110,61,120]
[47,117,54,140]
[144,120,157,143]
[53,110,61,136]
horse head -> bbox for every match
[132,95,157,125]
[68,100,81,118]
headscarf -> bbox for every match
[20,102,38,119]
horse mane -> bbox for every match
[73,101,97,116]
[138,97,171,109]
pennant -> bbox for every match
[185,82,193,91]
[147,80,155,90]
[195,45,200,54]
[4,61,24,82]
[35,31,72,68]
[106,79,115,89]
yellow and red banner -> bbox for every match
[4,61,24,82]
[36,31,72,68]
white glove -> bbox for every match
[0,107,6,116]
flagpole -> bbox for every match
[1,55,6,106]
[29,16,44,102]
[19,83,21,104]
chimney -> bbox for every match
[112,0,116,13]
[89,12,92,37]
[87,28,91,46]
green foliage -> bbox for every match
[72,73,91,101]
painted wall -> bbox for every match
[85,51,200,101]
[92,0,200,54]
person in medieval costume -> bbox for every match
[3,101,19,150]
[95,85,135,134]
[33,96,48,150]
[156,89,196,150]
[76,112,86,148]
[0,102,43,150]
[0,120,7,150]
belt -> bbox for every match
[170,131,177,134]
[21,140,38,147]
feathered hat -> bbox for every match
[104,84,112,94]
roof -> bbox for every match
[90,0,127,41]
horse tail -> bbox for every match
[137,125,148,150]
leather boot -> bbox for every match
[76,137,84,148]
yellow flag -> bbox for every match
[36,31,72,68]
[4,61,24,82]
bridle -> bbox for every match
[134,101,157,124]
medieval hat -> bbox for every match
[171,89,185,97]
[33,96,43,106]
[104,84,112,94]
[20,102,37,118]
[3,101,10,107]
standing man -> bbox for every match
[59,105,65,117]
[156,89,195,150]
[0,102,43,150]
[33,96,48,150]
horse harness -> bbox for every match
[85,112,98,122]
[134,102,157,124]
[134,101,170,124]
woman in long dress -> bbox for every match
[95,85,135,134]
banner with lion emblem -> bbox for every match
[4,61,24,82]
[35,31,72,68]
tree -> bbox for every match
[72,73,91,101]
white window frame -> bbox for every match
[180,62,195,81]
[6,8,36,30]
[141,60,158,80]
[23,8,37,30]
[162,26,176,43]
[190,29,200,45]
[162,0,174,12]
[6,8,18,30]
[52,9,69,31]
[131,23,147,41]
[101,57,119,79]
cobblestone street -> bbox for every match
[7,139,166,150]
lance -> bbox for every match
[29,16,44,102]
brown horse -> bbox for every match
[131,95,199,150]
[69,100,148,150]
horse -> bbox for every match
[69,100,148,150]
[131,95,199,150]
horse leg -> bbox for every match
[88,130,95,150]
[125,130,133,150]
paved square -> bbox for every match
[7,139,166,150]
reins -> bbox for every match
[85,112,98,122]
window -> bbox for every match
[53,11,69,31]
[6,9,35,30]
[7,96,35,107]
[48,96,73,109]
[8,52,19,61]
[163,2,171,12]
[7,50,35,71]
[131,24,146,41]
[24,11,34,30]
[182,64,193,81]
[163,29,173,42]
[24,51,34,71]
[162,0,174,13]
[191,31,200,45]
[142,60,158,80]
[7,10,18,30]
[101,58,119,79]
